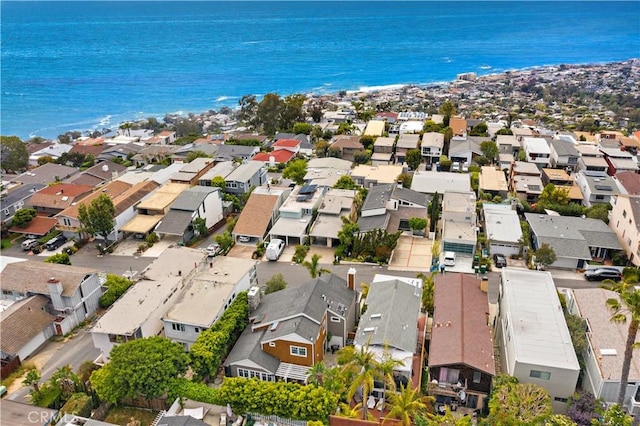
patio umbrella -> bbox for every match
[226,403,233,418]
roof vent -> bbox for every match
[600,348,617,356]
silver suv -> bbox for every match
[584,268,622,282]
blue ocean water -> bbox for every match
[1,1,639,139]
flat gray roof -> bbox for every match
[226,162,264,183]
[500,268,579,370]
[483,204,522,244]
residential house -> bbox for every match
[330,136,364,162]
[0,400,58,426]
[91,247,205,361]
[119,182,188,239]
[441,191,477,254]
[357,184,394,233]
[214,145,260,162]
[449,117,467,137]
[411,171,471,195]
[351,164,403,188]
[479,167,508,200]
[28,143,72,166]
[449,138,482,166]
[395,134,420,165]
[64,160,126,187]
[153,186,224,244]
[498,153,515,171]
[197,161,236,187]
[26,183,93,216]
[609,194,640,266]
[511,126,534,142]
[496,135,521,156]
[615,171,640,195]
[354,274,422,382]
[0,183,45,227]
[523,137,551,169]
[540,168,583,204]
[224,273,357,382]
[372,136,395,165]
[310,189,356,247]
[495,268,580,413]
[67,141,105,161]
[600,146,639,176]
[224,162,267,195]
[131,145,180,167]
[9,216,58,239]
[170,143,218,163]
[554,131,578,145]
[97,143,144,163]
[508,161,543,203]
[398,120,424,135]
[232,187,290,245]
[421,132,444,165]
[145,130,176,145]
[525,213,622,269]
[375,112,398,124]
[0,261,102,335]
[363,120,385,137]
[574,170,620,207]
[169,158,215,186]
[565,288,640,415]
[56,180,160,241]
[303,157,352,188]
[272,139,301,156]
[482,203,523,258]
[576,145,608,173]
[428,273,495,412]
[251,149,296,166]
[0,295,55,364]
[10,163,77,187]
[163,257,258,351]
[269,184,325,245]
[549,138,580,171]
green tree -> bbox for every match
[282,159,308,185]
[385,383,432,426]
[586,203,611,223]
[359,135,375,151]
[405,148,422,170]
[338,344,382,420]
[77,193,116,241]
[606,289,640,406]
[315,140,330,158]
[439,154,452,171]
[265,273,287,294]
[23,368,42,397]
[397,172,413,189]
[470,122,489,136]
[238,94,258,129]
[293,122,312,135]
[408,217,427,233]
[119,121,133,136]
[601,404,632,426]
[193,217,208,236]
[333,175,357,190]
[302,254,331,278]
[37,156,54,166]
[50,365,79,399]
[336,122,355,135]
[45,253,71,265]
[1,136,29,172]
[534,243,557,269]
[211,176,226,189]
[90,337,189,403]
[429,192,440,233]
[487,377,553,425]
[439,101,456,127]
[11,207,37,228]
[257,93,284,135]
[279,94,307,132]
[100,273,135,308]
[480,141,499,163]
[186,150,211,163]
[418,272,436,316]
[214,231,234,253]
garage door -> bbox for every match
[443,241,475,254]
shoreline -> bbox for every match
[14,58,640,141]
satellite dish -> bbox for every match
[458,391,466,402]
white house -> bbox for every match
[495,268,579,413]
[411,171,471,195]
[523,137,551,169]
[482,203,522,257]
[441,191,477,255]
[163,257,258,351]
[421,132,444,164]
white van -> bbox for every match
[266,239,285,261]
[443,251,456,266]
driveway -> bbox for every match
[388,236,432,272]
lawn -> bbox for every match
[104,406,159,426]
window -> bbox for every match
[269,342,276,347]
[624,210,628,218]
[290,346,307,357]
[554,397,568,403]
[331,316,341,323]
[171,323,185,332]
[195,327,200,333]
[438,367,460,384]
[595,195,605,200]
[530,370,551,380]
[473,371,481,383]
[226,182,238,189]
[237,368,275,382]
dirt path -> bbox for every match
[6,339,65,394]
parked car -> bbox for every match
[266,238,285,261]
[206,243,221,257]
[462,162,469,173]
[21,238,39,251]
[584,267,622,282]
[238,236,251,243]
[452,162,461,172]
[492,253,507,268]
[443,251,457,266]
[45,235,68,251]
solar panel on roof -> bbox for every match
[299,184,317,195]
[595,185,613,191]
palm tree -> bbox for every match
[417,272,436,316]
[307,361,327,386]
[379,343,403,401]
[338,343,382,420]
[606,288,640,406]
[23,369,42,397]
[119,121,133,136]
[302,254,331,278]
[384,383,432,426]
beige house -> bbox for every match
[351,164,404,188]
[479,166,508,199]
[610,194,640,266]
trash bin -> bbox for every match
[480,264,487,274]
[474,266,480,274]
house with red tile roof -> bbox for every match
[9,216,58,237]
[272,139,301,154]
[252,149,296,165]
[616,171,640,195]
[27,183,94,216]
[428,273,495,413]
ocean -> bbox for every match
[1,1,639,139]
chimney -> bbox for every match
[60,189,63,194]
[248,286,261,312]
[397,180,403,189]
[347,268,356,291]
